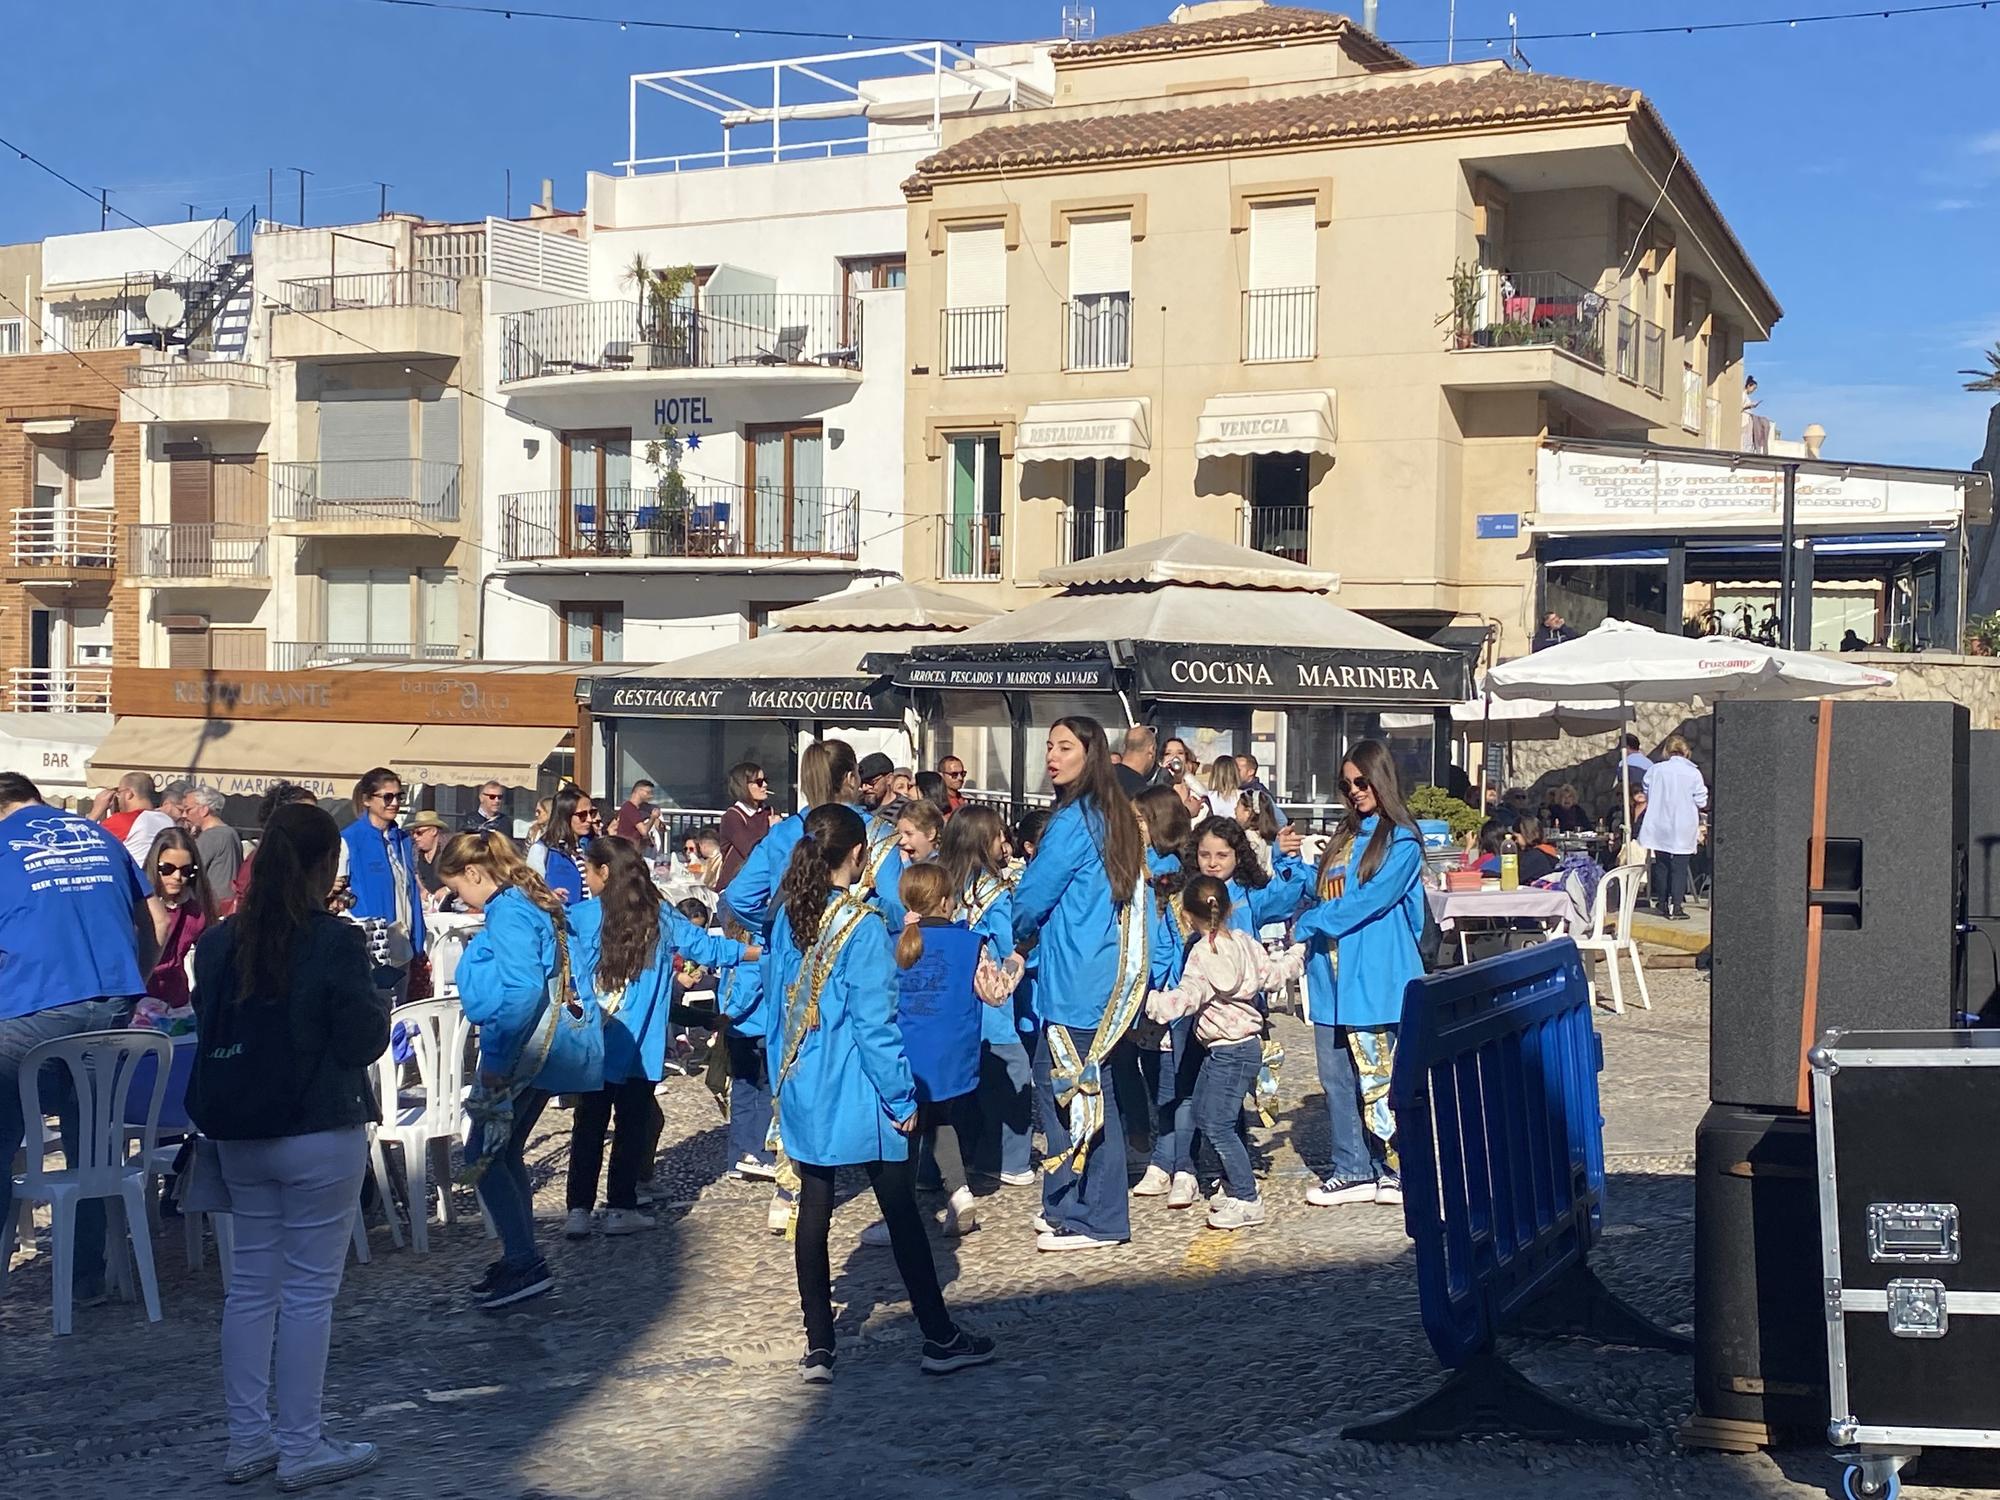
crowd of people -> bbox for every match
[1,719,1530,1487]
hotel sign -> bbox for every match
[1537,449,1973,526]
[1133,644,1463,705]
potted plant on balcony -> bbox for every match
[635,413,694,559]
[622,255,699,369]
[1441,259,1483,350]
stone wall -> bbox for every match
[1489,653,2000,817]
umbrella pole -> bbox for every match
[1620,692,1632,844]
[1478,689,1493,810]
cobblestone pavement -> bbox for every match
[5,970,1992,1499]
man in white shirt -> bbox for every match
[1619,733,1654,777]
[90,773,176,869]
[1641,736,1709,921]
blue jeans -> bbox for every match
[1192,1037,1264,1201]
[468,1088,549,1270]
[0,997,135,1295]
[977,1040,1034,1178]
[1141,1018,1202,1177]
[725,1031,773,1168]
[1314,1023,1385,1184]
[1033,1025,1129,1242]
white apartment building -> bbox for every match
[478,42,1053,670]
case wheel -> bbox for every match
[1842,1465,1900,1500]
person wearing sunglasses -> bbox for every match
[936,757,969,813]
[717,761,775,889]
[526,783,594,904]
[340,768,427,996]
[462,781,510,837]
[142,827,216,1019]
[1274,739,1426,1212]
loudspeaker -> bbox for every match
[1709,698,1967,1112]
[1968,729,2000,918]
[1685,1104,1828,1447]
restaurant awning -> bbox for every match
[392,724,569,788]
[88,717,395,802]
[1015,397,1151,465]
[1193,389,1336,460]
[0,711,111,795]
[765,580,1002,631]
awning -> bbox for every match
[0,711,111,795]
[1193,389,1336,460]
[88,717,394,802]
[392,724,569,788]
[1014,397,1151,465]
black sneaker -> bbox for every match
[477,1259,553,1310]
[920,1328,996,1375]
[469,1258,506,1295]
[799,1348,836,1385]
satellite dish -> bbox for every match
[144,287,186,330]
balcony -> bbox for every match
[1240,503,1312,566]
[1243,287,1317,362]
[271,641,464,672]
[1449,269,1606,365]
[1061,504,1127,564]
[272,271,463,362]
[8,667,111,713]
[272,459,461,534]
[1064,294,1131,372]
[498,294,861,387]
[498,485,860,564]
[941,307,1006,377]
[6,508,116,580]
[938,514,1003,581]
[125,523,270,588]
[120,360,271,426]
[1613,307,1666,395]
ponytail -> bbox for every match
[894,863,954,969]
[776,804,867,945]
[437,830,566,921]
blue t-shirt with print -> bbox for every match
[0,803,147,1020]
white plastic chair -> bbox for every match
[1574,865,1652,1016]
[1,1029,170,1335]
[373,999,472,1254]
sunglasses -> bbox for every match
[749,776,768,786]
[157,862,197,878]
[374,791,403,805]
[942,769,967,779]
[1340,776,1372,795]
[572,809,596,821]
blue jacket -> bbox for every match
[1231,856,1311,935]
[572,901,747,1084]
[1287,817,1425,1029]
[455,887,573,1075]
[529,840,585,906]
[722,802,868,939]
[765,898,916,1167]
[719,948,769,1039]
[1144,848,1184,988]
[958,874,1022,1046]
[341,818,427,955]
[1012,796,1144,1031]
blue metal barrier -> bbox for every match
[1346,939,1690,1444]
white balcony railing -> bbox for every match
[9,667,111,713]
[271,641,463,671]
[11,508,117,567]
[128,523,269,580]
[125,361,270,388]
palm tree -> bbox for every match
[1960,343,2000,392]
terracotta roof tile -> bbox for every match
[905,71,1638,191]
[1056,5,1406,65]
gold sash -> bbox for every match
[1042,874,1150,1174]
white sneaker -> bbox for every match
[859,1218,894,1247]
[1166,1171,1201,1209]
[1304,1176,1378,1207]
[1036,1229,1124,1252]
[1131,1165,1171,1197]
[1032,1214,1053,1235]
[767,1194,794,1235]
[944,1187,980,1238]
[276,1437,379,1492]
[601,1207,655,1236]
[1374,1175,1404,1206]
[999,1169,1038,1188]
[221,1434,278,1484]
[563,1207,593,1239]
[1206,1194,1267,1231]
[729,1155,777,1181]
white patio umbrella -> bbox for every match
[1453,692,1632,741]
[1483,618,1896,834]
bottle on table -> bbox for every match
[1499,832,1521,892]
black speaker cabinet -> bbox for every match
[1968,729,2000,919]
[1688,1103,1828,1442]
[1710,699,1968,1112]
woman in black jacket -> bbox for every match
[190,803,391,1492]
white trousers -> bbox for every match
[216,1127,367,1458]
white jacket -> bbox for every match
[1147,928,1305,1046]
[1641,755,1709,855]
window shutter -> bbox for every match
[1248,200,1316,291]
[169,457,214,527]
[167,627,212,669]
[319,394,411,462]
[420,394,459,464]
[1068,215,1131,298]
[946,224,1005,309]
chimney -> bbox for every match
[1803,424,1826,459]
[541,178,554,212]
[1364,0,1379,32]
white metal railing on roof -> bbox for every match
[620,41,1049,175]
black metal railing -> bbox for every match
[1242,503,1312,565]
[272,459,461,523]
[1064,293,1130,371]
[1451,269,1606,365]
[499,293,861,383]
[499,484,860,562]
[941,306,1007,376]
[1061,505,1127,563]
[280,271,460,315]
[1242,286,1317,361]
[938,513,1003,580]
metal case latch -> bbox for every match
[1868,1203,1960,1264]
[1886,1279,1948,1339]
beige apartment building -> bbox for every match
[899,2,1782,653]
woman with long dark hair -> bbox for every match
[565,837,755,1236]
[144,826,214,1013]
[528,783,595,905]
[767,803,993,1383]
[723,738,861,941]
[717,761,774,888]
[190,804,390,1490]
[1285,739,1426,1209]
[1012,716,1149,1252]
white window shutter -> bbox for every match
[1248,200,1316,291]
[946,224,1006,309]
[1068,215,1131,298]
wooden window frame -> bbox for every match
[744,421,824,556]
[559,600,623,664]
[559,427,632,554]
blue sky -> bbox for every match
[3,1,1994,467]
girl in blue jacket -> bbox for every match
[766,803,993,1384]
[871,797,944,930]
[1012,716,1150,1253]
[1131,784,1199,1205]
[721,739,862,940]
[1284,740,1426,1211]
[438,831,597,1311]
[565,837,757,1237]
[941,805,1037,1187]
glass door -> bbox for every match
[748,423,825,555]
[561,429,632,555]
